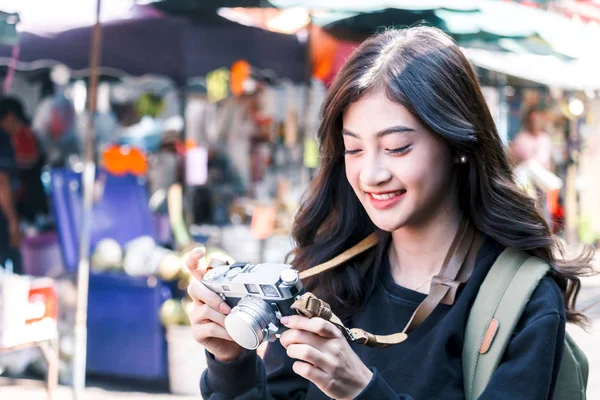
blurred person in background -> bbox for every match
[0,97,25,273]
[510,106,552,170]
[510,106,557,224]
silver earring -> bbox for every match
[459,155,468,164]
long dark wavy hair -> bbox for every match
[290,26,594,325]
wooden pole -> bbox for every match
[72,0,102,397]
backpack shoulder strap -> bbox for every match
[463,248,549,400]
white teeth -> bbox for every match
[371,190,404,200]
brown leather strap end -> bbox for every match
[350,329,408,348]
[291,293,329,318]
[291,292,408,347]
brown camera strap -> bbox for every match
[292,219,482,348]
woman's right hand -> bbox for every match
[186,247,245,362]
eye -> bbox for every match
[344,149,362,155]
[386,145,411,155]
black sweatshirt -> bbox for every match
[200,236,566,399]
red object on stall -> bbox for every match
[26,279,58,325]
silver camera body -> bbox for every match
[202,261,305,350]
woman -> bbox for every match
[186,27,592,399]
[510,106,553,170]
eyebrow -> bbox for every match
[342,125,416,138]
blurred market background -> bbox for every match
[1,0,600,398]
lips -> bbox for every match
[367,189,406,210]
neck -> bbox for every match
[388,201,463,284]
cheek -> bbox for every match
[400,150,453,194]
[344,159,360,189]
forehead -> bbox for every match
[342,90,421,134]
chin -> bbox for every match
[369,215,407,233]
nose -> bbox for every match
[360,157,392,188]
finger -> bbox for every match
[191,322,234,343]
[280,328,328,350]
[292,361,329,385]
[188,303,227,327]
[187,279,232,315]
[281,316,341,339]
[184,246,207,282]
[286,344,333,371]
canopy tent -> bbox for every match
[463,47,600,91]
[0,6,307,85]
[257,0,600,90]
[267,0,600,59]
[150,0,269,14]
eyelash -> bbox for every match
[387,145,411,154]
[343,145,411,155]
[344,149,361,155]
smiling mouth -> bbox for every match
[368,189,406,200]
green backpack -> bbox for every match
[463,248,589,400]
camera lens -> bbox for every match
[224,296,278,350]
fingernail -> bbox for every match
[219,303,231,315]
[191,247,205,256]
[280,316,289,325]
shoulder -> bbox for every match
[474,238,566,327]
[522,276,565,323]
[510,274,566,339]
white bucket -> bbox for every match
[166,324,208,395]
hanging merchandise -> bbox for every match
[275,85,286,126]
[303,137,319,169]
[135,93,165,118]
[284,83,299,148]
[226,99,256,191]
[206,67,230,103]
[32,93,78,166]
[185,146,209,186]
[230,60,252,97]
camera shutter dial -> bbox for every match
[280,269,299,286]
[203,265,230,281]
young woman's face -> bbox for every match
[342,89,457,232]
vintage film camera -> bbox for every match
[202,262,305,350]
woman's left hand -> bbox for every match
[279,315,373,400]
